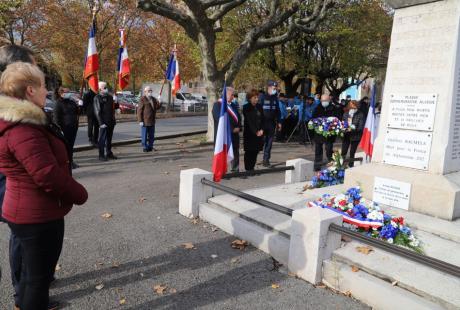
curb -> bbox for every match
[74,130,207,152]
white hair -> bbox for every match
[98,81,107,90]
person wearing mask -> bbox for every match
[53,87,80,169]
[342,100,365,167]
[0,62,88,310]
[359,96,370,119]
[312,94,340,171]
[137,86,161,152]
[212,87,241,171]
[260,80,281,167]
[314,93,321,106]
[0,44,37,307]
[243,89,264,171]
[82,89,98,147]
[94,81,118,161]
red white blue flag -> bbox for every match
[212,82,234,182]
[166,50,180,95]
[117,28,130,90]
[359,84,377,157]
[84,18,99,94]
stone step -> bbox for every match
[323,259,445,310]
[331,241,460,310]
[199,202,290,264]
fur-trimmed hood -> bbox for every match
[0,95,47,133]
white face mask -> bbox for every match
[100,88,108,95]
[350,108,357,114]
[271,89,277,95]
[321,101,329,108]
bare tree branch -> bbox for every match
[209,0,247,21]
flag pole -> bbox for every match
[79,6,97,99]
[159,44,177,113]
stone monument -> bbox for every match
[345,0,460,220]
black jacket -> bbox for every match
[83,90,96,117]
[94,94,118,127]
[259,94,280,135]
[343,110,365,142]
[243,103,264,152]
[212,101,242,143]
[53,97,79,129]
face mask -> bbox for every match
[100,88,108,95]
[321,101,329,108]
[349,108,357,114]
[271,89,277,95]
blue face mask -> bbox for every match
[271,89,277,95]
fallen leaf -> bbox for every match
[351,265,359,272]
[191,218,199,225]
[344,291,352,297]
[55,264,61,271]
[271,283,280,289]
[211,254,218,259]
[163,171,170,175]
[97,262,104,266]
[179,164,188,168]
[230,257,240,264]
[356,245,373,255]
[119,298,126,305]
[316,284,327,289]
[153,284,167,295]
[111,262,120,268]
[288,272,297,277]
[101,213,112,219]
[169,288,177,294]
[95,284,104,290]
[231,239,248,250]
[391,280,398,286]
[181,242,195,249]
[138,197,146,204]
[211,226,218,232]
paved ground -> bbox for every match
[0,135,369,310]
[75,116,207,146]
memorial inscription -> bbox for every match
[373,177,411,211]
[382,129,432,170]
[387,94,437,131]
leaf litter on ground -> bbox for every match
[181,242,196,249]
[356,245,374,255]
[101,213,112,219]
[231,239,248,250]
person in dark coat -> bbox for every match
[359,96,370,120]
[260,80,281,167]
[53,87,80,169]
[137,86,161,152]
[243,89,264,171]
[212,87,242,171]
[82,89,98,146]
[0,62,88,310]
[94,81,118,161]
[342,100,365,167]
[312,94,341,171]
[0,44,36,306]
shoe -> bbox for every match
[99,156,108,162]
[262,161,270,167]
[143,149,149,153]
[107,154,118,160]
[71,162,79,169]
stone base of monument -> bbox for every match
[179,167,460,309]
[344,163,460,220]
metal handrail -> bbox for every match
[200,179,460,278]
[330,223,460,278]
[201,178,292,216]
[223,165,294,179]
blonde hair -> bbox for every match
[0,62,44,99]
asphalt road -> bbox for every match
[76,116,208,146]
[0,136,369,309]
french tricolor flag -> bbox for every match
[212,82,234,182]
[84,19,99,94]
[166,51,180,95]
[117,28,130,90]
[359,84,377,157]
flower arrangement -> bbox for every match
[310,152,345,188]
[308,117,348,138]
[308,187,423,253]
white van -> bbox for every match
[174,92,200,112]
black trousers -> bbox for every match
[244,150,259,171]
[98,125,115,157]
[342,136,360,167]
[8,219,64,310]
[87,114,99,145]
[231,134,240,171]
[62,126,78,162]
[314,140,334,171]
